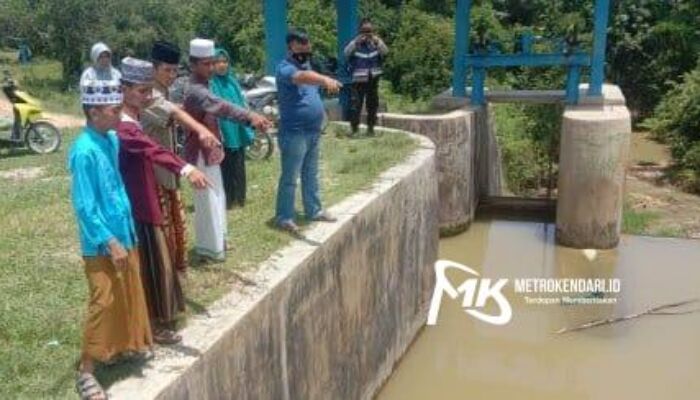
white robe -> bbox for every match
[194,153,227,260]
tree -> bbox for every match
[645,60,700,192]
[191,0,265,73]
[383,6,454,99]
[34,0,193,89]
[608,0,699,120]
[38,0,98,87]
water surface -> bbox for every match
[378,219,700,400]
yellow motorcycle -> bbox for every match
[0,70,61,154]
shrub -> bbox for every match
[645,61,700,192]
[383,7,454,100]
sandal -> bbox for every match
[153,328,182,345]
[193,253,223,265]
[311,211,337,223]
[225,239,235,253]
[129,349,155,362]
[103,349,155,365]
[76,372,108,400]
[277,220,301,235]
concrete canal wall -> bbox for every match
[108,129,439,400]
[378,106,502,236]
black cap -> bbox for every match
[151,40,181,64]
[286,29,309,45]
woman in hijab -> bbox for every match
[80,42,122,86]
[211,48,255,209]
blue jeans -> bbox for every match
[275,133,322,223]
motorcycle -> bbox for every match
[171,56,337,161]
[0,70,61,154]
[241,75,277,161]
[170,72,276,161]
[240,69,334,161]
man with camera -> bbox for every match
[344,18,389,137]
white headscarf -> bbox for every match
[80,42,121,87]
[90,42,112,65]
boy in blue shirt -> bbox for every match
[69,80,153,400]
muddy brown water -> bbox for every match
[377,218,700,400]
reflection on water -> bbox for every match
[378,219,700,400]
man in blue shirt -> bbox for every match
[69,80,153,400]
[275,29,342,234]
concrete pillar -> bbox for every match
[378,105,502,237]
[378,111,476,236]
[556,102,631,249]
[473,104,502,198]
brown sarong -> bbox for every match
[136,223,185,325]
[157,186,188,273]
[82,251,153,362]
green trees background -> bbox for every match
[3,0,698,108]
[1,0,699,191]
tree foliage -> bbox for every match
[608,0,700,119]
[646,61,700,192]
[383,6,454,99]
[1,0,698,122]
[190,0,265,73]
[3,0,197,87]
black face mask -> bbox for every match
[292,51,312,65]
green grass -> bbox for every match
[623,211,686,239]
[622,203,660,235]
[493,103,562,197]
[0,51,81,116]
[379,80,432,114]
[649,226,685,238]
[0,125,417,398]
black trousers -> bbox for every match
[349,76,380,131]
[220,147,247,209]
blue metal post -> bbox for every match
[264,0,288,76]
[451,0,472,97]
[336,0,358,119]
[471,67,486,105]
[466,53,590,68]
[520,32,533,54]
[590,0,610,97]
[565,65,582,104]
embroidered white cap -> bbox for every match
[189,38,215,58]
[80,80,123,105]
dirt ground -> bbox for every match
[626,131,700,239]
[0,97,82,129]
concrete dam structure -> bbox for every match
[109,130,439,400]
[110,83,630,399]
[388,84,631,248]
